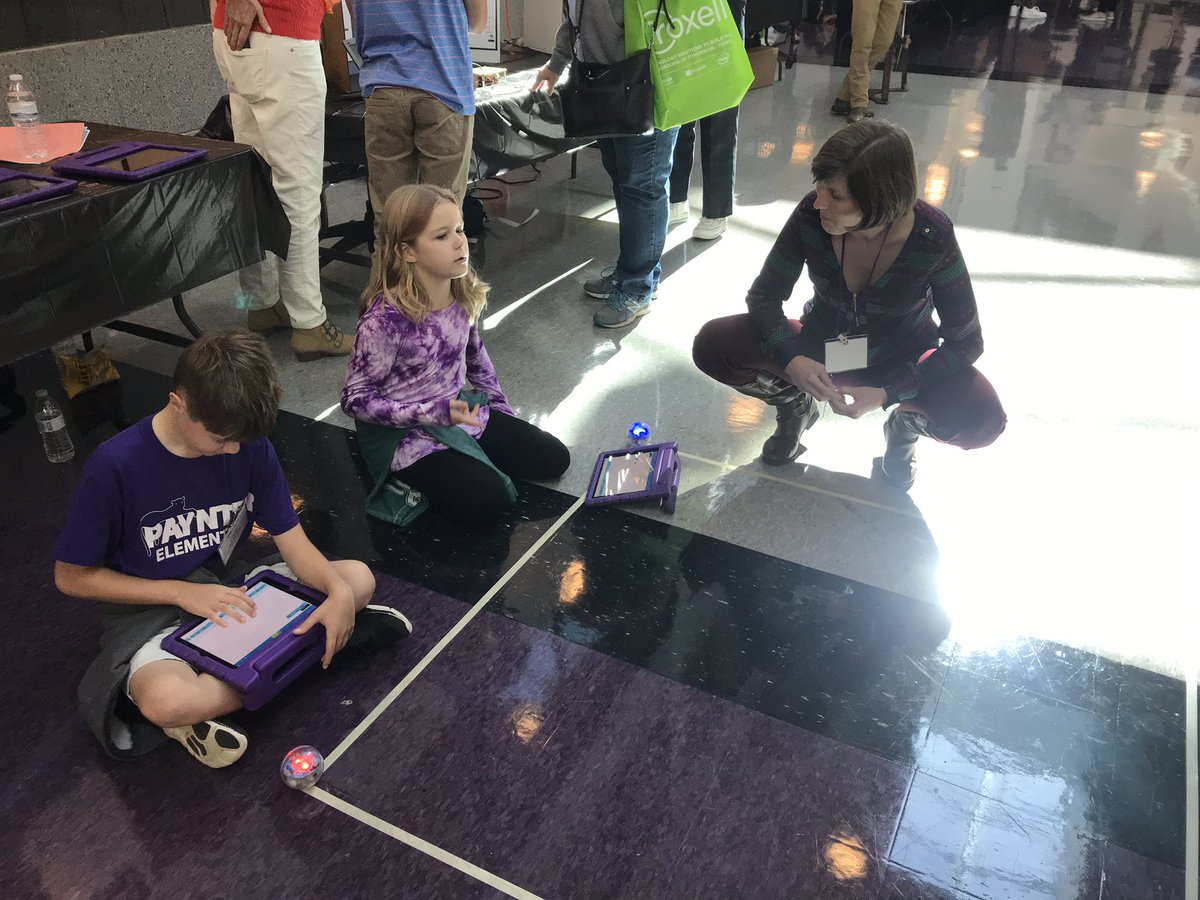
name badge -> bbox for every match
[218,499,250,565]
[825,334,869,374]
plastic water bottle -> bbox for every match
[35,389,74,463]
[6,74,49,161]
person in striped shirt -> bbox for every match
[355,0,488,223]
[692,121,1006,489]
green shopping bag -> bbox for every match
[626,0,754,131]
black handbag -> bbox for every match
[557,0,656,138]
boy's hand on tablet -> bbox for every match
[449,399,483,428]
[293,585,356,668]
[175,582,256,626]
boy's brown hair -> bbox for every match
[173,330,281,442]
[811,120,918,231]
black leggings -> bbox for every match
[397,411,570,525]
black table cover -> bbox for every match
[0,124,290,365]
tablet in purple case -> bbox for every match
[161,569,326,711]
[584,441,681,514]
[0,167,77,212]
[51,140,208,182]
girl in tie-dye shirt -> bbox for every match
[341,184,569,524]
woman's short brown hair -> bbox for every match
[811,120,918,230]
[173,329,281,442]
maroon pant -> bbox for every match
[693,315,1006,450]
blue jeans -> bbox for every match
[598,127,680,300]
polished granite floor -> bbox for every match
[795,0,1200,97]
[3,54,1197,900]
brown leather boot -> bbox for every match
[291,321,352,362]
[246,300,291,334]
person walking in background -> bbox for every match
[669,0,747,242]
[355,0,487,225]
[829,0,903,124]
[211,0,352,361]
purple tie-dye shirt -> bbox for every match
[341,295,514,471]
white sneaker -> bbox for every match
[1008,4,1020,14]
[668,201,690,225]
[1015,4,1048,18]
[1079,10,1111,22]
[163,718,248,768]
[692,216,727,240]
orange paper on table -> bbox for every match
[0,122,89,165]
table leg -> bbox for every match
[173,295,203,338]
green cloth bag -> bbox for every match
[625,0,754,131]
[355,389,517,527]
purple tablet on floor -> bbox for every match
[161,569,326,711]
[585,441,681,514]
[0,167,77,212]
[52,140,207,182]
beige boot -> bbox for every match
[246,300,291,334]
[291,320,352,361]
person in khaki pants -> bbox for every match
[830,0,903,124]
[353,0,487,256]
[211,0,352,361]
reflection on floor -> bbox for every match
[4,53,1197,900]
[792,0,1200,97]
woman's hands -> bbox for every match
[449,399,483,427]
[828,385,888,418]
[782,357,888,418]
[784,356,839,402]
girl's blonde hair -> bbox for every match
[360,184,489,324]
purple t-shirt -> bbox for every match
[54,416,300,580]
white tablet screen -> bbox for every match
[180,581,314,667]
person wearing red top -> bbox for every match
[210,0,352,362]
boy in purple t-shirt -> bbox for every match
[55,331,411,768]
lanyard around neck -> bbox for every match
[838,220,893,330]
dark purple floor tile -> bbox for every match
[891,773,1183,900]
[2,775,504,900]
[327,609,917,899]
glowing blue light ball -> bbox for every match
[280,745,325,790]
[629,421,651,443]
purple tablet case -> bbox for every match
[51,140,208,182]
[0,167,77,211]
[161,569,326,711]
[584,440,681,514]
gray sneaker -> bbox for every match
[593,291,652,328]
[584,267,660,301]
[584,267,617,299]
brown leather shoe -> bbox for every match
[847,107,875,124]
[246,300,291,334]
[291,320,352,361]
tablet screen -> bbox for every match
[178,580,315,667]
[97,148,193,173]
[0,178,47,200]
[593,450,657,498]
